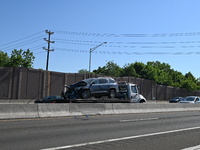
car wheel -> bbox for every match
[81,90,90,99]
[139,99,146,103]
[109,89,116,99]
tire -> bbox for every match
[81,90,90,99]
[139,99,146,103]
[109,89,116,99]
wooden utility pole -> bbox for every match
[43,30,55,71]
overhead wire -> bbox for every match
[53,47,200,55]
[51,30,200,37]
[1,35,46,51]
[53,40,200,49]
[52,38,200,45]
[34,51,46,55]
[2,30,200,56]
[2,39,45,52]
[0,30,45,47]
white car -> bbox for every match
[179,96,200,103]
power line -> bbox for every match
[52,30,200,37]
[53,40,200,49]
[29,44,46,51]
[53,47,200,55]
[0,30,44,47]
[52,38,200,49]
[2,39,44,52]
[34,51,46,55]
[53,38,200,45]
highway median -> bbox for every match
[1,103,200,119]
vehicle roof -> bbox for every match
[83,77,115,81]
[118,82,137,86]
[185,96,199,98]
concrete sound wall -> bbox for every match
[3,67,200,100]
[1,103,200,119]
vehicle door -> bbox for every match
[99,78,109,94]
[130,85,140,102]
[90,79,100,95]
[195,97,200,103]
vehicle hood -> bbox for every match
[130,94,146,102]
[69,81,88,88]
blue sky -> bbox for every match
[1,0,200,78]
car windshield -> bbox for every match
[184,97,195,101]
[83,78,95,84]
[131,86,138,93]
[109,78,116,83]
[43,96,52,100]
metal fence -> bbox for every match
[1,67,200,100]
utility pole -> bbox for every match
[43,30,55,71]
[88,42,107,78]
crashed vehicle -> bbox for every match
[65,77,119,99]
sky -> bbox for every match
[1,0,200,78]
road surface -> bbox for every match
[1,111,200,150]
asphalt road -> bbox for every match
[1,111,200,150]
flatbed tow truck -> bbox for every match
[64,81,146,103]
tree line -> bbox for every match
[79,61,200,91]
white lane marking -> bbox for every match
[41,126,200,150]
[119,117,158,122]
[182,145,200,150]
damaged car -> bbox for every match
[65,77,119,99]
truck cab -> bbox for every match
[117,82,146,103]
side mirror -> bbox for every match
[137,86,140,94]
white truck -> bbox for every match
[116,82,146,103]
[63,80,146,103]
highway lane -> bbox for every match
[1,111,200,150]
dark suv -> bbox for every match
[65,77,119,99]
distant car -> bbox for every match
[65,77,119,99]
[179,96,200,103]
[34,95,70,103]
[169,97,184,103]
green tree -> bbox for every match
[185,72,196,82]
[78,69,88,73]
[0,49,35,68]
[181,79,197,91]
[181,72,198,91]
[93,66,106,75]
[93,61,123,77]
[0,51,9,67]
[170,70,185,87]
[133,62,146,78]
[122,63,138,77]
